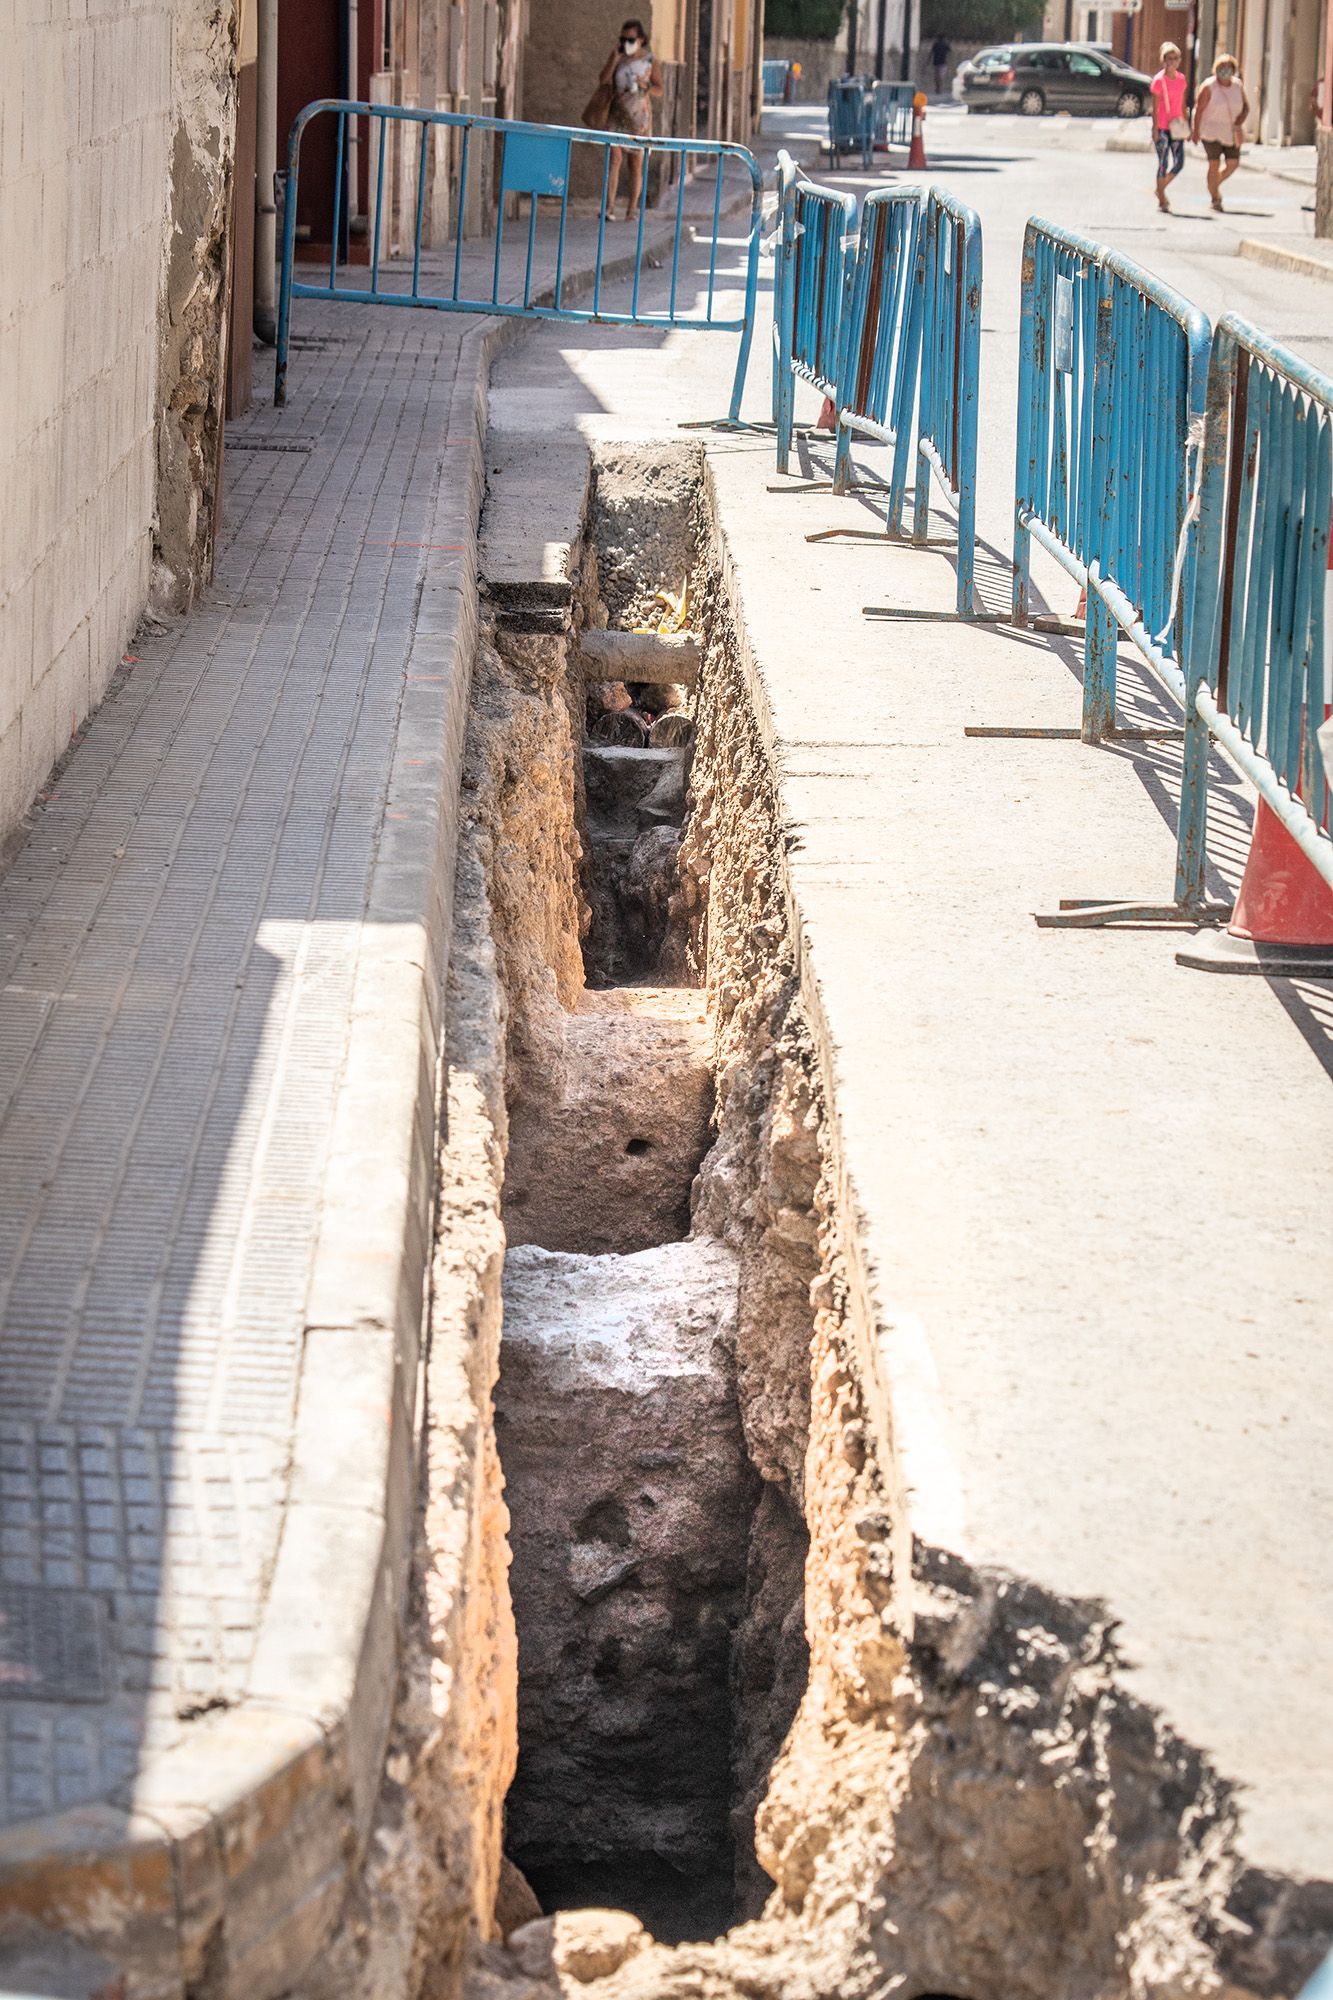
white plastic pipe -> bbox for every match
[254,0,278,343]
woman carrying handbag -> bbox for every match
[584,19,664,221]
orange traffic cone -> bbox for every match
[908,92,929,169]
[816,396,837,430]
[1177,800,1333,973]
[1177,521,1333,973]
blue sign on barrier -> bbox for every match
[275,100,764,423]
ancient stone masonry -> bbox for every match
[155,0,239,611]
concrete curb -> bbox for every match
[0,163,777,1999]
[1238,236,1333,284]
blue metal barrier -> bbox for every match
[1178,316,1333,910]
[832,185,924,532]
[762,59,792,103]
[914,188,982,617]
[827,78,876,169]
[1014,220,1210,738]
[872,81,916,151]
[772,151,856,475]
[274,100,764,420]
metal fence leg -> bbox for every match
[955,226,981,618]
[273,120,303,408]
[1081,581,1117,741]
[1174,692,1211,909]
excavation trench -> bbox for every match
[333,428,1294,2000]
[479,442,814,1950]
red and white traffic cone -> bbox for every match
[1178,519,1333,973]
[908,92,929,170]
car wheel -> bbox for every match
[1116,89,1143,117]
[1018,87,1045,116]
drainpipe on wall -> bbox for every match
[346,0,360,226]
[254,0,278,345]
[847,0,860,75]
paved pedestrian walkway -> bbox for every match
[0,307,455,1807]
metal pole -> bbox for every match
[847,0,860,75]
[875,0,888,78]
[899,0,913,82]
[254,0,278,344]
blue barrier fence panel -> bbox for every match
[872,81,915,150]
[772,151,856,475]
[1013,222,1101,629]
[832,185,924,533]
[1180,315,1333,908]
[827,78,875,169]
[1013,218,1210,738]
[275,100,764,421]
[914,187,982,617]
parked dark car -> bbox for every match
[962,43,1151,117]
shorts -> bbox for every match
[1202,139,1240,160]
[1154,130,1184,176]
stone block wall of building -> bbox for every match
[0,4,174,840]
[0,1,236,849]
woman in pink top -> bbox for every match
[1192,53,1250,212]
[1150,42,1188,213]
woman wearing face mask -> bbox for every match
[598,19,663,220]
[1192,53,1249,212]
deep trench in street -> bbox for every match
[480,442,814,1947]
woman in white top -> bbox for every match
[1192,53,1250,213]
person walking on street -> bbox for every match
[597,19,663,220]
[930,34,952,96]
[1192,53,1249,212]
[1150,42,1189,213]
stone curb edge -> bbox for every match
[1238,236,1333,285]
